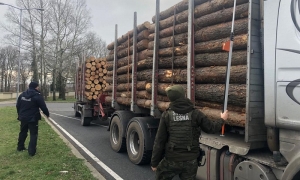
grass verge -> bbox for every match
[0,107,96,180]
[45,96,76,103]
[0,98,15,102]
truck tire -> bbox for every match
[110,116,126,152]
[126,121,151,165]
[81,109,91,126]
[74,103,81,117]
[75,109,81,117]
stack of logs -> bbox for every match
[104,0,250,127]
[105,21,151,95]
[79,57,108,100]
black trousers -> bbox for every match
[17,120,39,155]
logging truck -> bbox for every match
[77,0,300,179]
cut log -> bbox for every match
[115,90,245,113]
[107,49,149,62]
[92,62,96,66]
[85,73,91,78]
[147,34,247,57]
[95,58,100,63]
[87,80,92,85]
[148,33,188,50]
[91,72,96,76]
[150,0,248,32]
[103,69,107,74]
[148,18,248,49]
[150,3,248,40]
[86,69,91,74]
[107,21,151,50]
[95,84,102,91]
[85,84,91,89]
[145,83,246,106]
[104,81,147,92]
[93,95,98,100]
[94,79,99,84]
[116,39,149,59]
[158,65,247,84]
[86,63,92,68]
[87,96,93,100]
[111,30,150,52]
[91,84,95,88]
[91,66,96,72]
[101,60,106,66]
[151,0,209,23]
[104,96,245,127]
[96,63,102,68]
[91,88,96,92]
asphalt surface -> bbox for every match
[47,103,158,180]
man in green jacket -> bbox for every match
[151,85,229,180]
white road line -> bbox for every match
[50,112,108,128]
[48,117,123,180]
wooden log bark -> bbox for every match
[159,65,247,84]
[116,39,149,59]
[108,63,247,84]
[107,21,151,50]
[116,58,155,75]
[147,34,247,57]
[155,51,246,68]
[148,18,248,49]
[150,0,248,32]
[151,0,209,23]
[114,90,245,113]
[145,83,246,106]
[104,81,147,92]
[107,50,149,71]
[111,30,150,52]
[104,96,245,127]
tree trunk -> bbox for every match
[113,90,246,113]
[107,21,151,50]
[147,34,247,57]
[148,4,248,41]
[151,0,208,23]
[115,39,149,59]
[148,18,248,49]
[145,83,246,106]
[107,64,247,84]
[104,95,245,127]
[106,49,149,70]
[104,81,147,92]
[111,30,150,52]
[150,0,248,32]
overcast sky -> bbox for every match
[0,0,182,45]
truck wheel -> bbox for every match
[75,109,81,117]
[81,109,91,126]
[110,116,126,152]
[126,121,151,165]
[74,103,81,117]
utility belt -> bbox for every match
[197,146,206,167]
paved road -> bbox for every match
[47,103,158,180]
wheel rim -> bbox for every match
[129,130,139,156]
[112,123,119,145]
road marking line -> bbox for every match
[50,112,108,128]
[48,117,123,180]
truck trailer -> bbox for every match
[77,0,300,179]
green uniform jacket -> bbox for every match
[151,97,224,167]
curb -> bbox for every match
[41,113,106,180]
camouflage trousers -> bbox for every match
[156,158,198,180]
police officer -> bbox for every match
[151,85,229,180]
[16,82,49,156]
